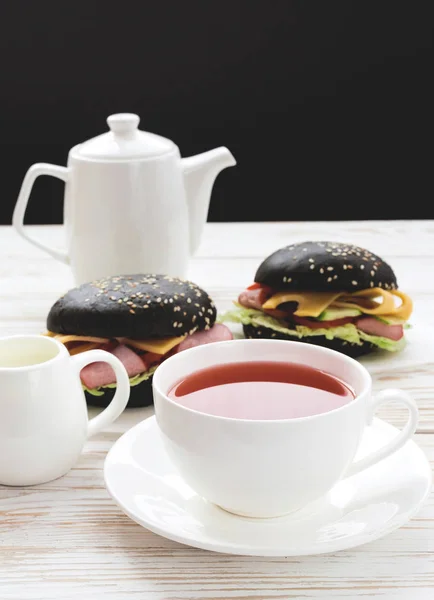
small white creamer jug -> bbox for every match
[0,334,130,486]
[13,113,236,285]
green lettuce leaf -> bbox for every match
[219,305,406,352]
[83,365,158,397]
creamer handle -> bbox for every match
[12,163,70,263]
[71,350,130,437]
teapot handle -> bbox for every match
[12,163,70,264]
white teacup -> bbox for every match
[153,338,419,518]
[0,334,130,486]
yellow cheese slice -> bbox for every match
[262,292,342,317]
[125,336,186,355]
[44,331,186,355]
[53,334,110,344]
[387,290,413,320]
[262,288,413,320]
[333,288,397,314]
[333,288,412,319]
[68,342,101,356]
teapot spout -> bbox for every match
[182,147,236,255]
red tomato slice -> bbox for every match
[293,316,355,329]
[247,282,263,290]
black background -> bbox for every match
[0,0,432,225]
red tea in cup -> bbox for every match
[168,361,355,420]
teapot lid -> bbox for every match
[73,113,176,160]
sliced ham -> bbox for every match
[80,325,234,390]
[356,317,404,341]
[238,287,271,310]
[175,323,233,353]
[80,344,147,389]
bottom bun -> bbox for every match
[84,376,154,409]
[242,324,376,359]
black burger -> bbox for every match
[221,241,413,357]
[45,274,233,407]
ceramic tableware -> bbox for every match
[0,334,130,486]
[152,338,419,518]
[12,113,236,284]
[104,414,431,556]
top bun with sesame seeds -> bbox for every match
[254,241,398,292]
[47,273,217,339]
[221,241,413,359]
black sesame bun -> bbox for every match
[255,241,397,292]
[242,324,375,359]
[47,274,217,408]
[84,378,153,409]
[225,241,411,359]
[48,274,216,338]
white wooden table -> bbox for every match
[0,221,433,599]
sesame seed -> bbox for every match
[187,298,192,303]
[283,276,287,282]
[351,280,358,285]
[173,321,178,327]
[319,268,324,274]
[110,296,116,300]
[164,299,168,304]
[169,298,173,303]
[327,277,333,282]
[156,297,161,302]
[371,270,375,277]
[117,299,122,304]
[327,266,334,271]
[192,315,197,322]
[195,303,200,308]
[198,311,203,317]
[178,323,183,328]
[360,265,365,269]
[309,258,314,263]
[310,264,315,270]
[333,275,338,279]
[143,305,149,308]
[129,309,135,314]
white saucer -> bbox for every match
[104,416,432,557]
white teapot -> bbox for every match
[13,113,236,284]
